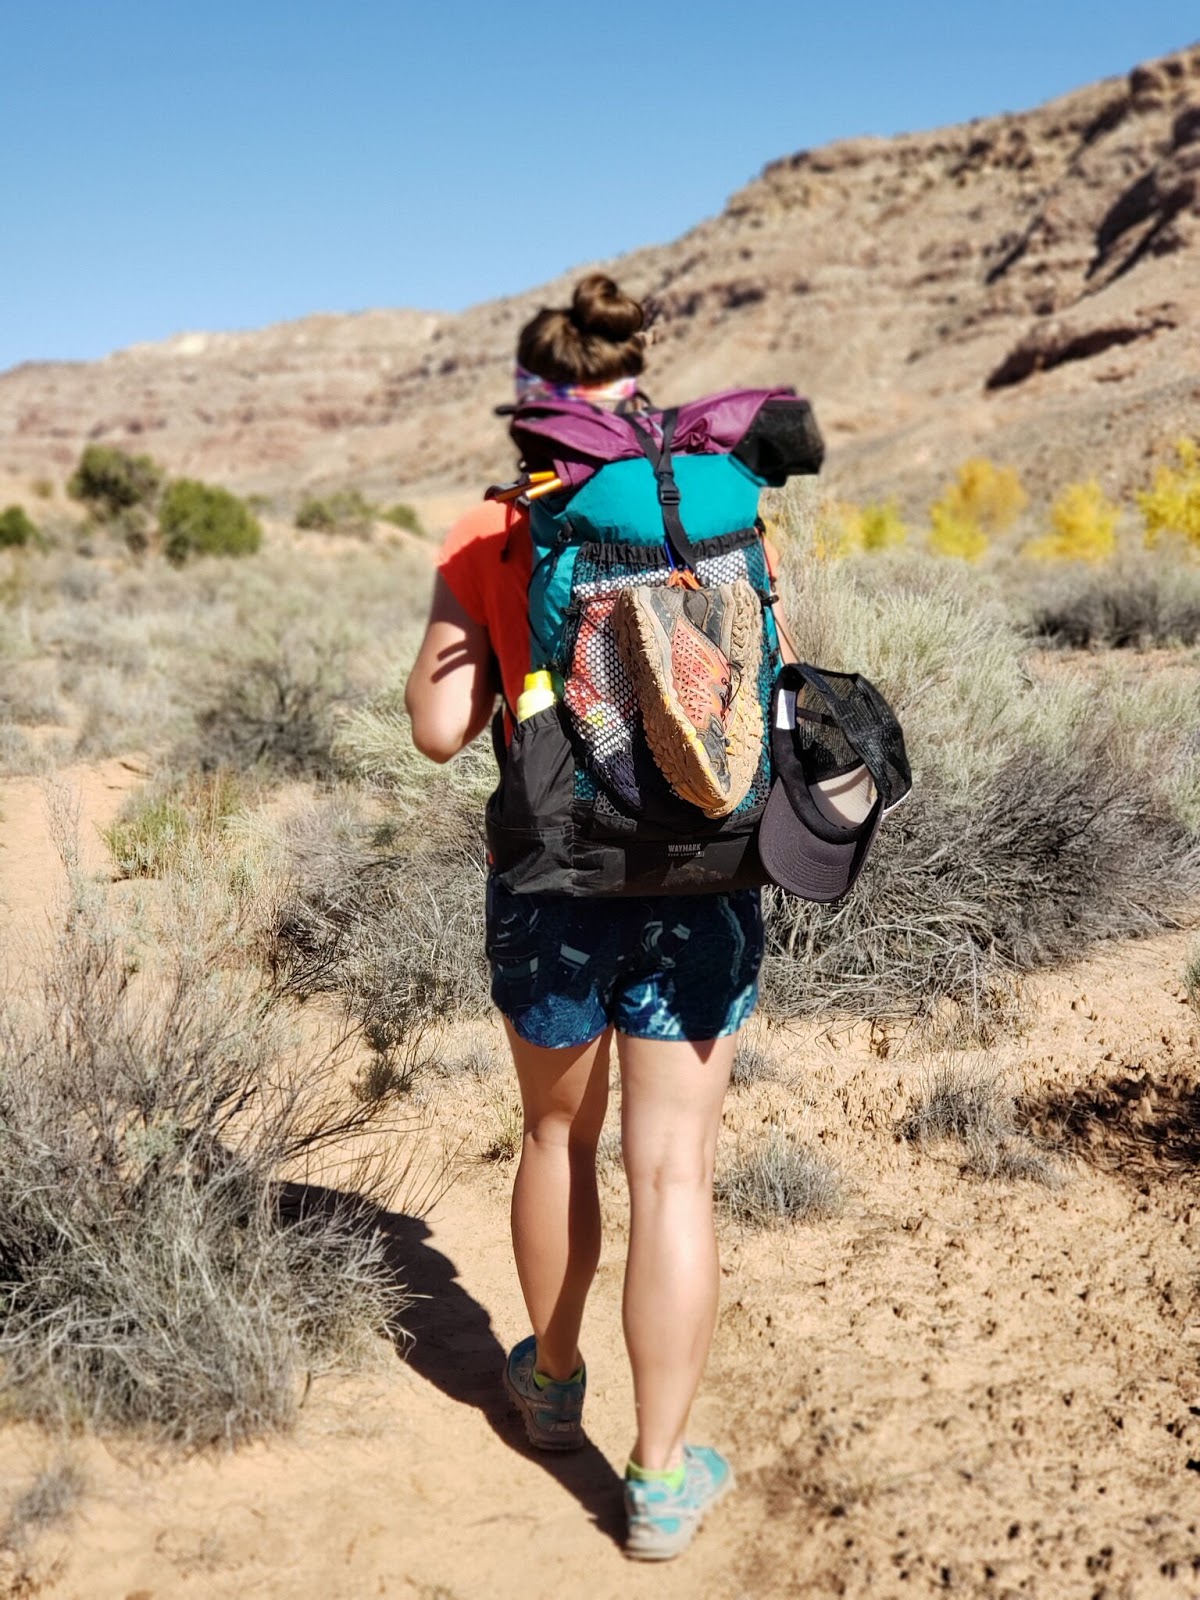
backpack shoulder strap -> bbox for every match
[627,408,702,570]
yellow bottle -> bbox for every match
[517,670,558,721]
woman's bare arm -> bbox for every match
[772,595,799,665]
[405,575,498,763]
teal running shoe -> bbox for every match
[503,1335,586,1451]
[624,1445,734,1561]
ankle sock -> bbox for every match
[532,1362,583,1391]
[626,1458,687,1492]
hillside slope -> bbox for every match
[2,43,1198,521]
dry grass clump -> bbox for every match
[437,1038,501,1082]
[0,1458,83,1596]
[478,1094,523,1163]
[0,854,417,1446]
[715,1133,845,1227]
[1184,947,1200,1012]
[103,768,249,879]
[730,1039,777,1088]
[595,1126,624,1178]
[899,1060,1062,1186]
[332,666,493,806]
[1,1461,84,1553]
[0,723,42,778]
[900,1060,1011,1144]
[0,661,67,728]
[264,668,496,1044]
[763,517,1200,1025]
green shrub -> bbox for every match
[295,489,375,535]
[68,444,162,516]
[0,505,41,549]
[160,478,263,563]
[382,502,424,537]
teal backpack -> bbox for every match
[486,387,824,896]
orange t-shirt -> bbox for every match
[437,498,782,716]
[437,499,533,714]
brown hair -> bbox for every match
[516,273,646,385]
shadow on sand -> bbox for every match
[283,1183,625,1548]
[1025,1064,1200,1181]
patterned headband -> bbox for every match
[515,363,639,408]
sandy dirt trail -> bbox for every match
[3,769,1200,1598]
[0,759,146,972]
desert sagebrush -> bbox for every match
[762,532,1200,1024]
[1026,554,1200,649]
[266,786,491,1036]
[715,1134,844,1227]
[900,1060,1061,1186]
[0,857,418,1445]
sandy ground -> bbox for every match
[2,770,1200,1598]
[0,759,146,963]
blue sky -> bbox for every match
[2,1,1197,372]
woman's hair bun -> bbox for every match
[569,274,645,343]
[516,273,647,386]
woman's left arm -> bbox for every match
[405,575,498,763]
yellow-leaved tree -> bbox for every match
[814,500,907,560]
[927,458,1027,561]
[928,502,989,561]
[859,500,908,552]
[1024,480,1119,563]
[1137,439,1200,549]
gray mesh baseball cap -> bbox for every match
[760,663,911,903]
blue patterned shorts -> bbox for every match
[485,879,764,1049]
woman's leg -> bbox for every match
[618,1030,738,1471]
[506,1019,612,1380]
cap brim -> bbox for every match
[759,779,882,903]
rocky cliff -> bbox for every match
[3,43,1198,523]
